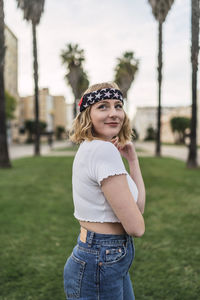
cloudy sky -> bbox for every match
[4,0,192,117]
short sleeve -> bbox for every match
[89,141,128,185]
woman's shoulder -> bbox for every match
[82,139,117,153]
[80,140,122,165]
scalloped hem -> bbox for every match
[98,171,128,185]
[74,214,121,223]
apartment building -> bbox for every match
[20,88,68,140]
[132,105,194,143]
[4,25,20,143]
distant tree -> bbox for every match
[148,0,175,156]
[144,125,156,141]
[187,0,200,168]
[24,120,46,143]
[170,116,190,144]
[5,91,17,120]
[61,43,89,117]
[24,120,34,143]
[55,126,65,140]
[17,0,45,156]
[132,127,139,141]
[0,0,11,168]
[114,51,139,100]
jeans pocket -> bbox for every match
[127,238,135,272]
[104,244,127,264]
[63,253,86,299]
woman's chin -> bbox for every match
[94,130,120,141]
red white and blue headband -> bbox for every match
[78,88,124,112]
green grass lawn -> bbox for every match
[0,156,199,299]
[52,145,146,153]
[52,145,80,152]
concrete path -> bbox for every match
[9,140,70,160]
[135,141,200,164]
[9,140,200,164]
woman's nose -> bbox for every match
[108,107,118,117]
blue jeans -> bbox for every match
[63,229,135,299]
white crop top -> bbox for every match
[72,140,138,223]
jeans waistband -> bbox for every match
[79,226,131,247]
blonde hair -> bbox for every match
[69,82,134,145]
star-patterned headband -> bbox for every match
[78,88,124,112]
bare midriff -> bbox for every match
[79,220,126,235]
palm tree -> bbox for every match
[114,51,139,100]
[0,0,11,168]
[17,0,45,156]
[187,0,200,168]
[148,0,174,156]
[61,43,89,117]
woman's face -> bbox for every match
[90,99,125,141]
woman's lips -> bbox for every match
[105,123,119,126]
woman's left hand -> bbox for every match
[111,137,138,162]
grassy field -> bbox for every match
[52,145,79,152]
[52,145,147,153]
[0,155,199,299]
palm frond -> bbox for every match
[148,0,175,23]
[114,51,139,99]
[17,0,45,24]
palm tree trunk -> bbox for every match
[73,100,77,118]
[156,21,162,157]
[0,0,11,168]
[187,0,199,168]
[32,22,40,156]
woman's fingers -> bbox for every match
[111,136,119,147]
[111,137,125,152]
[111,136,119,143]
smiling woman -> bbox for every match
[90,99,125,141]
[64,82,146,299]
[70,83,132,146]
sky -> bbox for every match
[4,0,192,118]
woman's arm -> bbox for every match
[112,139,146,214]
[128,157,146,214]
[101,174,145,237]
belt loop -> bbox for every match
[87,231,95,247]
[126,233,130,244]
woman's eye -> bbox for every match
[116,104,123,109]
[97,104,123,109]
[98,104,106,109]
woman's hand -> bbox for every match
[111,137,138,163]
